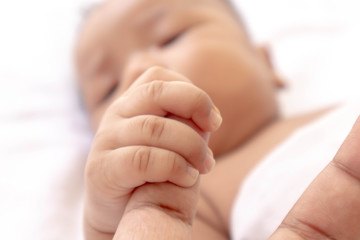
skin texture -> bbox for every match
[270,116,360,240]
[82,67,220,239]
[76,0,360,239]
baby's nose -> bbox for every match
[121,50,167,88]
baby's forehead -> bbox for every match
[82,0,235,20]
[77,0,247,65]
[80,0,205,36]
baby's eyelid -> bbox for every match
[159,28,188,47]
[103,83,118,102]
[100,74,120,104]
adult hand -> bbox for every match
[270,116,360,239]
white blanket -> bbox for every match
[0,0,91,239]
[233,0,360,117]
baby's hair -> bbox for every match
[219,0,251,39]
[222,0,239,17]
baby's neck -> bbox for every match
[226,105,336,161]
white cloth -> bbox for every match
[233,0,360,117]
[230,103,360,240]
[0,0,92,239]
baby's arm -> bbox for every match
[83,67,221,240]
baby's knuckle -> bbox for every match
[167,152,181,173]
[145,80,165,100]
[132,147,152,174]
[93,127,107,142]
[93,128,117,150]
[85,153,109,189]
[106,96,124,114]
[85,158,97,180]
[144,66,166,78]
[192,89,209,111]
[140,116,166,142]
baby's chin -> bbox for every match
[208,128,231,158]
[209,121,251,158]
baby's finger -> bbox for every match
[112,78,222,133]
[95,115,214,174]
[270,116,360,239]
[95,146,200,194]
[125,66,192,91]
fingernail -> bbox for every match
[204,148,215,173]
[210,106,222,130]
[185,167,199,186]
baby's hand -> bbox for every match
[83,67,222,239]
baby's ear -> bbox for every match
[256,45,286,89]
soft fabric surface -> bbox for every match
[0,1,91,239]
[234,0,360,116]
[0,0,359,239]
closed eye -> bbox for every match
[159,30,186,47]
[102,80,118,103]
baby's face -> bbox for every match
[76,0,279,156]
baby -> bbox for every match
[75,0,360,239]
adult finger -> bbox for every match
[270,116,360,239]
